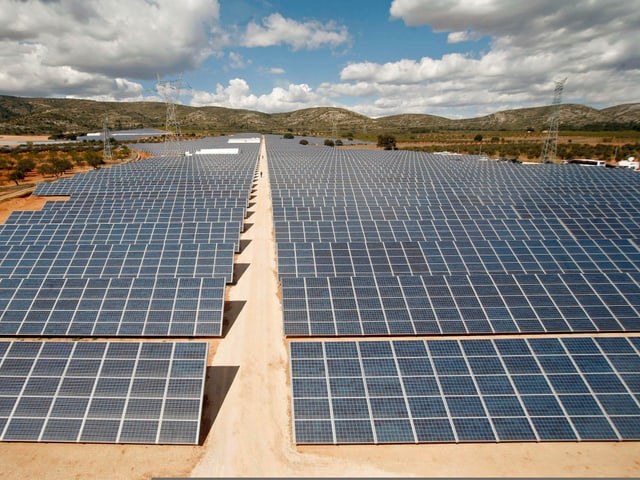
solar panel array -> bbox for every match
[0,221,243,251]
[0,277,225,337]
[281,272,640,336]
[290,337,640,444]
[0,243,234,281]
[268,141,640,337]
[265,135,640,444]
[0,341,208,444]
[0,142,258,339]
[6,207,246,226]
[0,137,258,443]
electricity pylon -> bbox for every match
[331,111,338,140]
[102,117,113,161]
[541,77,567,163]
[156,75,190,156]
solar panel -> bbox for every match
[0,243,235,283]
[0,222,243,252]
[276,239,640,278]
[282,273,640,337]
[0,277,225,337]
[5,207,246,226]
[289,337,640,444]
[0,341,207,444]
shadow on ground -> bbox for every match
[199,365,239,444]
[222,300,246,336]
[232,263,250,283]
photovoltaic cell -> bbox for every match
[0,341,207,444]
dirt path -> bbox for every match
[190,138,397,477]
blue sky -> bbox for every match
[1,0,638,118]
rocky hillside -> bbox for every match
[0,95,638,136]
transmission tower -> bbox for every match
[156,75,190,156]
[331,111,338,139]
[102,117,113,161]
[540,77,567,163]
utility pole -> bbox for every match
[541,77,567,163]
[331,111,338,140]
[102,117,113,161]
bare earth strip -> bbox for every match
[0,138,638,478]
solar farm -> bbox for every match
[0,132,639,476]
[0,135,259,445]
[266,137,640,445]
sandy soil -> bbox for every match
[0,138,638,478]
[0,135,51,146]
[0,196,69,223]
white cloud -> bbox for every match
[0,0,222,98]
[447,30,481,44]
[241,13,350,50]
[269,68,286,75]
[190,78,332,113]
[325,0,640,117]
[228,52,250,69]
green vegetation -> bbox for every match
[377,134,397,150]
[0,141,131,186]
[404,138,640,162]
[84,150,105,169]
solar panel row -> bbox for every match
[0,243,235,282]
[6,207,246,225]
[0,221,243,251]
[282,272,640,336]
[290,337,640,444]
[0,341,208,444]
[277,238,640,278]
[0,276,225,336]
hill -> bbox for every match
[0,95,638,136]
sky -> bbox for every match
[0,0,639,119]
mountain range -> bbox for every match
[1,95,638,136]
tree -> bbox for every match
[377,134,396,150]
[335,139,343,146]
[16,157,36,174]
[118,145,131,159]
[84,150,105,169]
[0,157,15,170]
[72,154,85,166]
[37,162,56,177]
[51,157,73,176]
[324,139,335,147]
[283,133,294,139]
[474,134,483,142]
[8,169,25,185]
[299,139,309,145]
